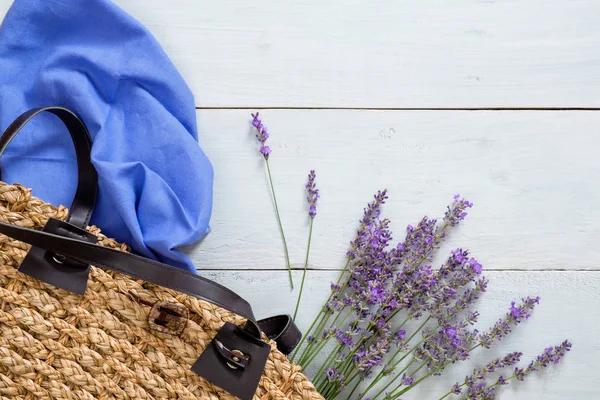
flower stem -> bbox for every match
[303,309,353,369]
[314,344,343,390]
[292,258,351,363]
[265,159,293,289]
[293,217,314,321]
[388,342,482,400]
[369,358,417,399]
[365,321,440,399]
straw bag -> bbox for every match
[0,107,323,400]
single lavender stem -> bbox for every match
[473,374,516,398]
[438,391,454,400]
[265,159,293,289]
[438,383,466,400]
[293,217,314,320]
[437,374,516,400]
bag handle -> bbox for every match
[0,108,302,399]
[0,220,302,399]
[0,107,97,228]
[0,108,301,352]
[0,220,262,331]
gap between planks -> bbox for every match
[195,107,600,111]
[196,268,600,272]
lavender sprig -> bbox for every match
[294,170,320,320]
[251,112,294,288]
[439,352,523,399]
[382,297,546,400]
[445,341,571,400]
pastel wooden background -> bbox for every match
[3,0,599,398]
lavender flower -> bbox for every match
[251,112,271,159]
[478,297,540,348]
[294,170,320,320]
[325,367,344,383]
[445,194,473,226]
[306,170,319,217]
[515,340,572,381]
[400,373,414,386]
[458,352,523,398]
[457,341,571,400]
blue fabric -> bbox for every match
[0,0,213,273]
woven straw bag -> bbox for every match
[0,107,323,400]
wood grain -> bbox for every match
[184,110,600,272]
[101,0,600,107]
[0,1,593,397]
[204,269,597,400]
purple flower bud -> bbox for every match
[251,112,272,156]
[401,373,414,385]
[325,367,344,384]
[260,145,271,159]
[306,170,319,218]
[452,383,462,394]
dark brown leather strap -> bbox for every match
[0,220,263,337]
[0,220,304,354]
[257,315,302,355]
[0,107,97,228]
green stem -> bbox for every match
[370,358,417,399]
[438,383,464,400]
[292,259,351,363]
[300,309,347,367]
[388,343,480,400]
[293,217,314,320]
[295,310,332,365]
[437,374,516,400]
[265,159,293,289]
[345,370,363,399]
[301,336,331,369]
[314,344,343,389]
[364,321,440,399]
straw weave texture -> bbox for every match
[0,181,322,400]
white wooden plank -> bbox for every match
[45,0,600,107]
[185,110,600,271]
[203,269,596,399]
[0,1,8,17]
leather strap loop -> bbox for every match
[0,107,97,228]
[257,315,302,355]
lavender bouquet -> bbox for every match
[250,112,571,400]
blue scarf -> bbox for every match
[0,0,213,273]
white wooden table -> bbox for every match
[3,1,599,398]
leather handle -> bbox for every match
[0,107,97,228]
[0,220,264,337]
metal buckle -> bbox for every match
[214,339,249,369]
